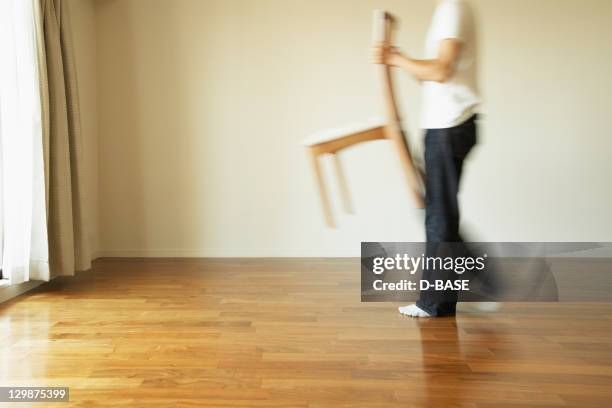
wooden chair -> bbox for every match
[304,10,425,228]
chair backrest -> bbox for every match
[373,10,425,208]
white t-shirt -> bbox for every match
[421,0,479,129]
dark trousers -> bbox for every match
[416,115,477,317]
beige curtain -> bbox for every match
[37,0,91,277]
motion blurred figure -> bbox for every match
[372,0,479,317]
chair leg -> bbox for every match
[332,153,353,214]
[308,149,334,228]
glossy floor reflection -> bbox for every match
[1,258,611,407]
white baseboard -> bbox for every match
[0,280,44,305]
[94,248,359,258]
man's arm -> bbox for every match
[371,39,462,83]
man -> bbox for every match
[372,0,479,317]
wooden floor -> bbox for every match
[1,258,612,407]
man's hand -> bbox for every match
[374,39,462,83]
[370,44,403,66]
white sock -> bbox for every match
[398,304,432,317]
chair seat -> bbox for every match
[303,118,385,147]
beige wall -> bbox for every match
[69,0,99,255]
[91,0,612,257]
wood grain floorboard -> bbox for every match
[0,258,611,407]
